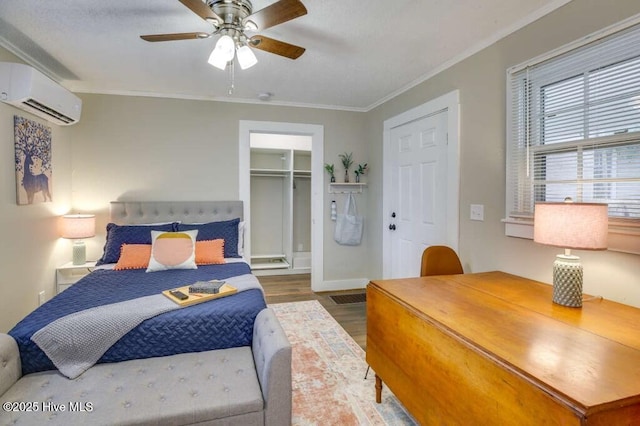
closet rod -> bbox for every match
[251,173,287,178]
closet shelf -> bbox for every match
[251,254,287,259]
[250,255,290,270]
[250,168,289,176]
[328,183,367,194]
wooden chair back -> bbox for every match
[420,245,463,277]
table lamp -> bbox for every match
[61,214,96,265]
[533,200,608,307]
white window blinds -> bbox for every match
[507,22,640,221]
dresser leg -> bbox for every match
[375,374,382,403]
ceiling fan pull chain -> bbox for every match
[228,60,235,95]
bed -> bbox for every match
[9,201,266,376]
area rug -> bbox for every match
[270,300,416,425]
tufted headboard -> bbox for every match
[110,201,243,225]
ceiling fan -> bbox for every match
[140,0,307,70]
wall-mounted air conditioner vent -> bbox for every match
[0,62,82,126]
[23,98,76,124]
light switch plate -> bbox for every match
[470,204,484,221]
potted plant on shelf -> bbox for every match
[339,152,354,182]
[324,163,336,182]
[354,163,368,183]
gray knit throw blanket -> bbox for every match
[31,294,178,379]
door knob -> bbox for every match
[391,212,396,218]
[389,224,396,231]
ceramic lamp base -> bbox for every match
[72,241,87,265]
[552,255,583,307]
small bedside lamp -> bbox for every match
[61,214,96,265]
[534,200,608,307]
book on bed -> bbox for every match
[189,280,226,294]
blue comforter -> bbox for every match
[9,263,266,375]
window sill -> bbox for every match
[503,218,640,255]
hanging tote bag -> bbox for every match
[334,193,364,246]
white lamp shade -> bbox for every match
[217,35,235,60]
[236,45,257,70]
[61,214,96,239]
[534,202,608,250]
[208,35,235,70]
[208,52,228,70]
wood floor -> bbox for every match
[257,273,367,349]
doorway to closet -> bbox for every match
[250,133,312,272]
[239,121,324,289]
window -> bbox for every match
[507,21,640,230]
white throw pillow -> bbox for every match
[146,230,198,272]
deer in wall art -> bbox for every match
[22,151,51,204]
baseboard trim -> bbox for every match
[315,278,369,292]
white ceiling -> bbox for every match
[0,0,569,111]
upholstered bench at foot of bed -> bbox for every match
[0,308,291,426]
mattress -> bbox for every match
[9,262,266,375]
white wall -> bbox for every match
[366,0,640,307]
[0,50,74,332]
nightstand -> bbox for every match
[56,261,96,294]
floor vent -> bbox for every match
[330,293,366,304]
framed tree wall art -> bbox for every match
[14,116,53,205]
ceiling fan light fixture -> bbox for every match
[143,0,308,75]
[208,34,235,70]
[237,45,258,69]
[208,51,228,70]
[217,34,236,61]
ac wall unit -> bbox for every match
[0,62,82,126]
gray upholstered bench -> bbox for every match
[0,308,291,426]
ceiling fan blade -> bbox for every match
[250,35,305,59]
[179,0,223,25]
[244,0,307,31]
[140,32,210,42]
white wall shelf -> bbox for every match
[328,183,367,194]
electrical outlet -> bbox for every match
[470,204,484,221]
[38,291,45,306]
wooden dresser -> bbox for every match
[366,271,640,425]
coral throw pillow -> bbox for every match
[114,244,152,270]
[146,230,198,272]
[195,239,225,265]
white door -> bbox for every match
[389,110,449,278]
